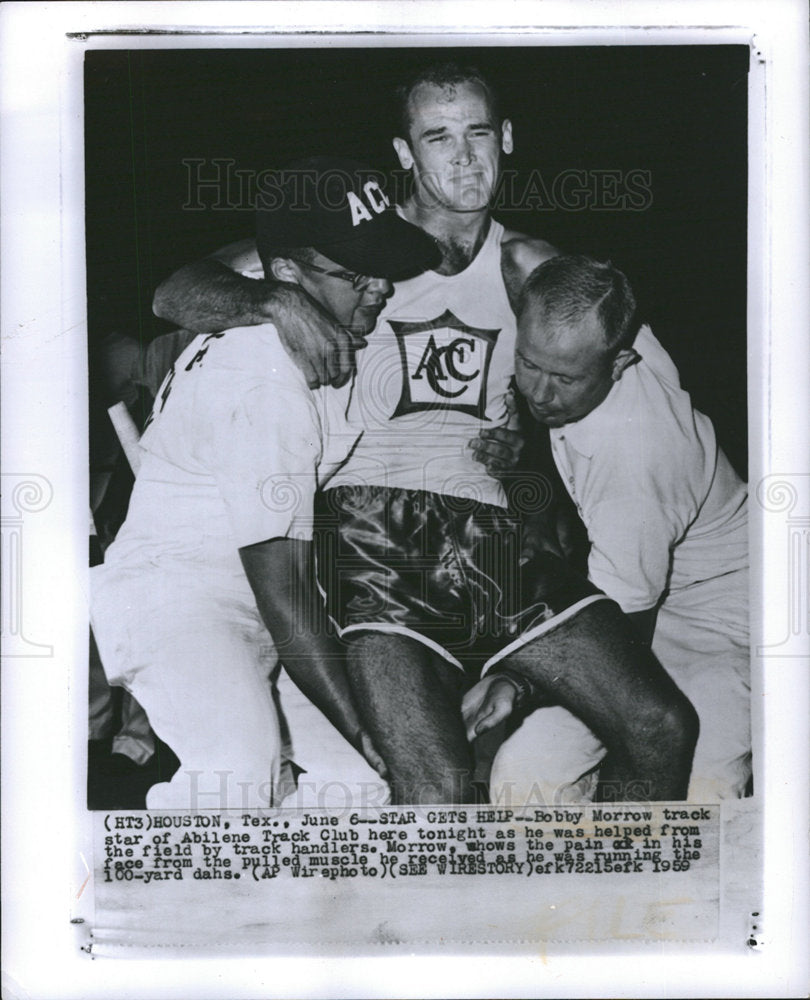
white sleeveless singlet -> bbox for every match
[330,219,516,508]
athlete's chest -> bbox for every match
[356,249,516,423]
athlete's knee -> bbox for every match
[632,688,699,761]
[661,689,699,753]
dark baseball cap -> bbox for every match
[256,156,439,281]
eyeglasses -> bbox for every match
[290,258,373,291]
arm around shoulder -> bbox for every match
[152,238,356,388]
[152,238,277,333]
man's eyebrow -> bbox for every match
[421,125,449,139]
[419,120,495,139]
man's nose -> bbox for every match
[532,373,554,405]
[452,138,474,165]
[363,277,393,300]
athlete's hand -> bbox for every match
[462,675,518,741]
[469,389,524,477]
[270,284,359,389]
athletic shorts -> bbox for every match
[314,485,606,675]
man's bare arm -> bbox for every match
[153,239,271,332]
[240,536,386,775]
[470,236,559,478]
[500,231,559,311]
[153,239,358,387]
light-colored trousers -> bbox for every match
[91,563,388,810]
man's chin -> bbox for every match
[452,189,492,212]
[529,408,566,427]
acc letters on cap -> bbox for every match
[347,181,390,226]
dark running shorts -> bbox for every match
[313,485,607,675]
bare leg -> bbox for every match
[346,632,475,804]
[501,601,698,801]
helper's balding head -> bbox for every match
[515,255,641,426]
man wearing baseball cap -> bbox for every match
[91,157,437,810]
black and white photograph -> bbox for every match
[86,42,751,812]
[2,2,808,997]
[86,35,759,949]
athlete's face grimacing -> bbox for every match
[515,309,619,428]
[393,81,513,214]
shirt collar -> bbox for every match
[550,357,640,460]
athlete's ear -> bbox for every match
[269,257,301,286]
[611,347,640,381]
[392,136,414,170]
[501,119,514,155]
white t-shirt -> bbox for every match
[549,326,748,614]
[104,325,360,585]
[328,219,517,507]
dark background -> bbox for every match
[85,44,749,476]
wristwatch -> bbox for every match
[492,667,537,711]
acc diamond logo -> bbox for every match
[389,309,500,419]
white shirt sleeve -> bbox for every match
[210,382,323,549]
